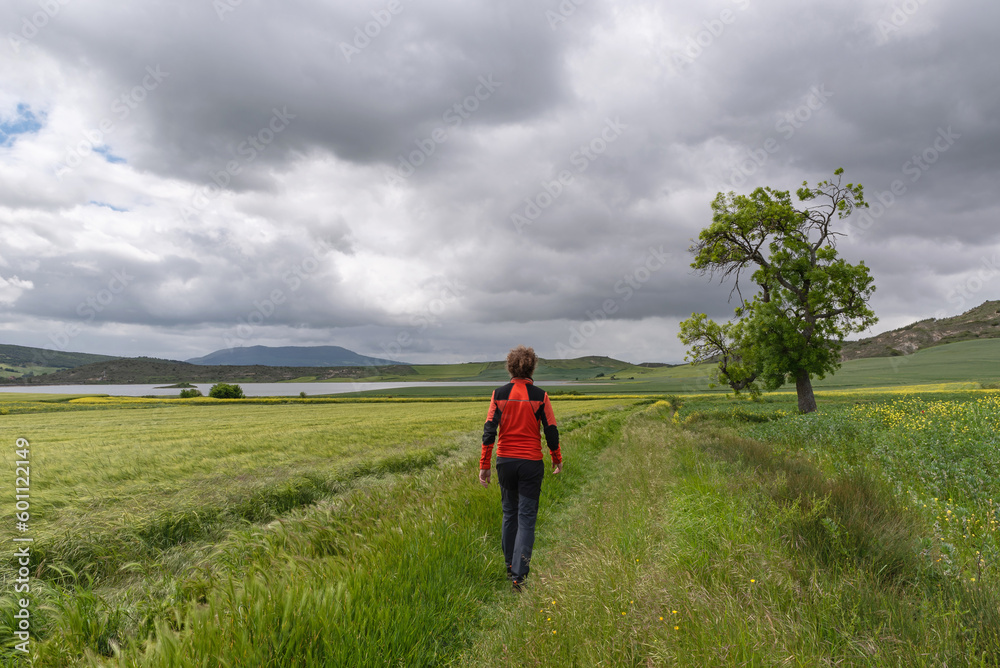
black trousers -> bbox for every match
[496,457,544,583]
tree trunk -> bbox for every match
[795,368,817,413]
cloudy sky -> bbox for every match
[1,0,997,365]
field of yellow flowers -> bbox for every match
[736,392,1000,584]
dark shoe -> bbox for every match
[511,580,524,593]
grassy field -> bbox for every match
[583,338,1000,393]
[464,391,1000,665]
[349,338,1000,390]
[3,385,1000,664]
[0,394,635,665]
[321,338,1000,398]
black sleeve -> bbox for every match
[543,424,560,450]
[482,395,501,445]
[534,401,559,450]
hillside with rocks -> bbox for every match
[842,300,1000,361]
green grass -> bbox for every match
[813,338,1000,389]
[6,387,1000,665]
[463,397,1000,665]
[0,395,637,665]
[734,392,1000,588]
[0,399,625,578]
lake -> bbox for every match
[0,381,574,397]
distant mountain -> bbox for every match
[186,345,406,367]
[841,300,1000,361]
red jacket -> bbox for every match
[480,378,561,469]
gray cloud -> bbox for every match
[1,0,999,365]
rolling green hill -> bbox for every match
[842,300,1000,360]
[0,343,120,379]
[1,357,416,385]
[380,356,657,382]
[0,354,663,386]
[818,337,1000,389]
[532,337,1000,395]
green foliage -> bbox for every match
[208,382,244,399]
[679,169,878,411]
[678,313,762,395]
[178,388,202,398]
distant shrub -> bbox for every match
[179,389,203,398]
[209,383,244,399]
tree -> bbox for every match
[678,169,877,413]
[678,313,762,396]
[209,383,244,399]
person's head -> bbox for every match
[506,345,537,379]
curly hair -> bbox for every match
[506,345,538,379]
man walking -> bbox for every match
[478,345,562,592]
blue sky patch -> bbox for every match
[93,145,127,164]
[89,200,128,213]
[0,103,44,147]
